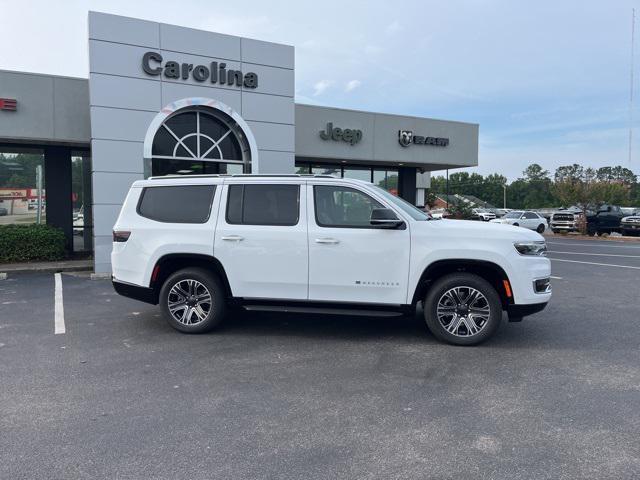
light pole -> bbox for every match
[446,169,449,209]
[36,165,43,224]
[502,183,507,209]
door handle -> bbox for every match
[315,238,340,244]
[221,235,244,242]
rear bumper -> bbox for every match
[112,279,158,305]
[506,302,548,321]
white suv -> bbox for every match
[112,175,551,346]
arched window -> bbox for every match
[150,107,251,176]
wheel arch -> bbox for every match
[411,259,514,308]
[150,253,233,303]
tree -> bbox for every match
[523,163,550,182]
[596,166,637,184]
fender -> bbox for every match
[409,256,513,307]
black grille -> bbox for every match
[553,214,574,221]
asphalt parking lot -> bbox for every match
[1,237,639,480]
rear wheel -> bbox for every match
[513,223,519,227]
[536,224,545,233]
[424,273,502,346]
[160,268,226,333]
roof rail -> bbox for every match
[147,173,340,180]
[148,174,229,180]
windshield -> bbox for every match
[504,211,523,218]
[371,185,431,221]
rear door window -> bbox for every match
[226,184,300,226]
[137,185,216,223]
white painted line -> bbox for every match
[546,241,640,249]
[548,250,640,258]
[54,273,65,335]
[549,258,640,270]
[550,276,563,280]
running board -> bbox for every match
[242,304,404,317]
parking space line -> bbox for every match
[550,276,563,279]
[549,257,640,270]
[548,250,640,258]
[54,273,65,335]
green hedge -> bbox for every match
[0,224,66,263]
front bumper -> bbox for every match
[507,302,548,321]
[550,222,578,230]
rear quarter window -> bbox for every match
[137,185,216,223]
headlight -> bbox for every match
[514,241,547,256]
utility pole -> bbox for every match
[629,7,636,166]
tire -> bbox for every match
[423,273,503,346]
[536,224,545,234]
[551,229,558,234]
[159,268,226,333]
[513,223,519,227]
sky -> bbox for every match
[1,0,639,180]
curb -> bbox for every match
[0,263,93,277]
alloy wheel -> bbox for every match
[436,286,491,337]
[167,279,212,326]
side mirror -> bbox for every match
[370,208,404,228]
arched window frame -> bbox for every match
[143,97,258,176]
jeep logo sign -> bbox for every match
[142,52,258,88]
[319,122,363,145]
[398,130,449,147]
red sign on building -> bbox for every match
[0,98,17,111]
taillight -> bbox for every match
[113,230,131,242]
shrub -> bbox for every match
[0,224,66,263]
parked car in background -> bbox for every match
[0,207,8,216]
[490,210,548,233]
[586,204,625,236]
[620,212,640,236]
[494,208,512,218]
[471,208,497,221]
[550,208,582,233]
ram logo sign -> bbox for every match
[398,130,449,147]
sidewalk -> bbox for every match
[0,259,93,275]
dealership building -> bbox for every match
[0,12,478,273]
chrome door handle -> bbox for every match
[315,238,340,244]
[221,235,244,242]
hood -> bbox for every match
[422,219,544,242]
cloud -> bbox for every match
[385,21,401,35]
[345,80,362,92]
[312,80,333,96]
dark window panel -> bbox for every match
[137,185,215,223]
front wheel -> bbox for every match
[159,268,226,333]
[424,273,503,346]
[536,224,545,233]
